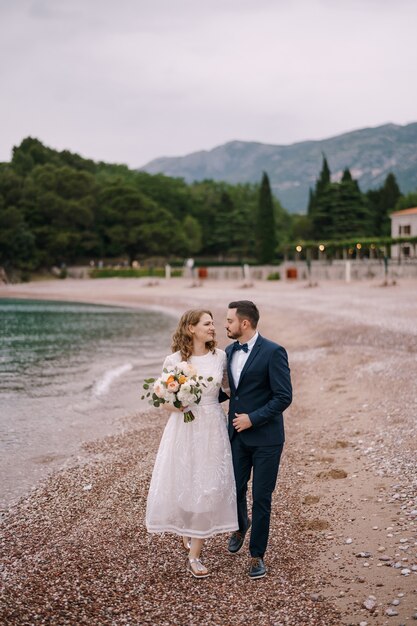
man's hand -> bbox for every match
[233,413,252,432]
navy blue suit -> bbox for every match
[226,334,292,557]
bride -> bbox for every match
[146,309,238,578]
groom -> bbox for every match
[224,300,292,579]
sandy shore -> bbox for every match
[1,277,416,625]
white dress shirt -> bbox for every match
[230,332,259,389]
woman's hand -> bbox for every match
[173,405,189,413]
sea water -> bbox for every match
[0,298,174,508]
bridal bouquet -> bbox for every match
[142,361,212,422]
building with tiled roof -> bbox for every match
[390,207,417,259]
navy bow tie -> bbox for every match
[233,341,248,353]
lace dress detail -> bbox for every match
[146,349,238,538]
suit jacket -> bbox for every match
[225,334,292,446]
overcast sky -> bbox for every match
[1,0,417,168]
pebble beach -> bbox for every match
[0,277,416,625]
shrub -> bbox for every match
[89,268,182,279]
[267,271,281,281]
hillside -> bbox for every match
[141,123,417,213]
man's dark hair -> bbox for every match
[228,300,260,328]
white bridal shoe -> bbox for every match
[186,557,210,579]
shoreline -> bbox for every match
[1,278,416,624]
[0,298,176,510]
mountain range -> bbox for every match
[140,122,417,213]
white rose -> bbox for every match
[177,384,196,406]
[178,362,197,378]
[153,378,165,399]
[153,378,171,402]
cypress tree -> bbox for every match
[308,155,331,225]
[256,172,276,263]
[341,168,352,183]
[310,161,374,239]
[317,155,331,191]
[307,187,315,216]
[310,155,333,239]
[335,168,372,237]
[378,173,402,235]
[311,183,338,240]
[366,173,402,236]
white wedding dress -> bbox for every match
[146,349,238,538]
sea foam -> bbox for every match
[93,363,133,397]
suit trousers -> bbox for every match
[231,435,283,558]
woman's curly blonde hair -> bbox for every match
[172,309,217,361]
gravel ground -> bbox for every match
[0,409,341,625]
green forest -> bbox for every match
[1,138,416,276]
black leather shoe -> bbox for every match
[248,557,266,579]
[227,519,251,554]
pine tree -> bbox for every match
[256,172,276,263]
[394,191,417,211]
[212,191,235,255]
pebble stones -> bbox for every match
[0,406,345,626]
[310,593,324,602]
[385,607,399,617]
[363,597,376,612]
